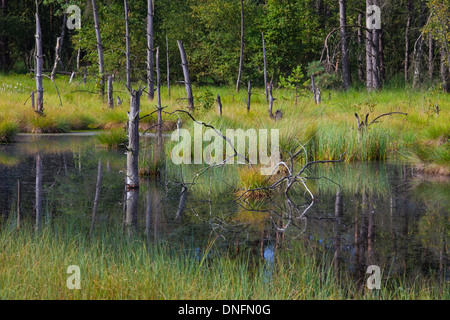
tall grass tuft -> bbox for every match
[0,120,18,143]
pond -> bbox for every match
[0,135,449,294]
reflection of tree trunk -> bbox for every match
[145,191,151,241]
[35,154,43,231]
[175,186,188,220]
[334,189,343,276]
[125,188,139,237]
[89,160,103,237]
[367,195,375,264]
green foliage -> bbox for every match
[194,88,215,112]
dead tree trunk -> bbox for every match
[107,75,114,108]
[441,46,450,92]
[147,0,154,100]
[262,32,268,102]
[127,88,143,189]
[247,80,251,114]
[156,47,163,155]
[50,37,61,81]
[217,94,223,116]
[405,0,413,82]
[357,13,365,82]
[125,0,131,90]
[339,0,351,90]
[268,82,274,118]
[236,0,244,92]
[35,9,44,114]
[166,34,170,98]
[177,40,194,111]
[428,35,434,81]
[92,0,105,97]
[413,34,424,89]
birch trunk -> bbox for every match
[125,0,131,90]
[107,75,114,108]
[50,37,61,81]
[127,89,143,189]
[262,32,268,102]
[35,11,44,114]
[92,0,105,97]
[166,34,170,98]
[177,40,194,111]
[236,0,244,92]
[339,0,351,90]
[147,0,154,100]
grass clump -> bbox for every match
[236,166,274,198]
[0,120,18,143]
[96,129,127,149]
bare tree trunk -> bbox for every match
[35,8,44,114]
[428,35,434,81]
[177,40,194,111]
[175,186,188,220]
[268,82,274,118]
[357,13,365,82]
[50,37,61,81]
[339,0,351,90]
[92,0,105,97]
[405,0,412,82]
[107,75,114,108]
[89,160,103,237]
[413,34,424,89]
[125,0,131,90]
[127,88,143,189]
[379,29,385,83]
[217,94,223,116]
[147,0,154,100]
[166,34,170,98]
[58,0,68,70]
[156,47,163,156]
[247,80,251,114]
[262,32,268,102]
[236,0,244,92]
[441,46,450,92]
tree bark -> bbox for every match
[125,0,131,90]
[147,0,154,100]
[166,34,170,98]
[50,37,61,81]
[177,40,194,111]
[107,75,114,108]
[35,9,44,114]
[357,13,365,82]
[339,0,351,90]
[247,80,251,114]
[217,94,222,116]
[441,46,450,92]
[127,88,143,189]
[92,0,105,97]
[428,34,434,81]
[405,0,413,82]
[236,0,244,92]
[262,32,268,102]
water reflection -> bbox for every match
[0,135,448,289]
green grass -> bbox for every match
[1,73,449,174]
[0,119,18,143]
[96,128,128,149]
[0,225,447,300]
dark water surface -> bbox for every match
[1,135,449,288]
